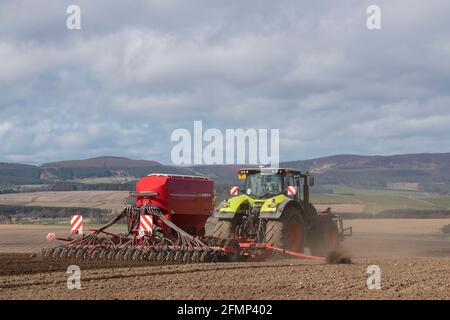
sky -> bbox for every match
[1,0,450,165]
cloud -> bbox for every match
[1,0,450,164]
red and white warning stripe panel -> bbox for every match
[70,215,83,235]
[287,186,297,196]
[139,215,153,236]
[230,186,239,196]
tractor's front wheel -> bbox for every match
[265,207,305,253]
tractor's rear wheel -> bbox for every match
[213,220,235,239]
[310,219,339,257]
[265,207,305,253]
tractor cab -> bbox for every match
[238,168,314,204]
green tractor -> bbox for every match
[213,168,350,256]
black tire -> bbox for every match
[310,219,339,257]
[213,220,235,239]
[222,239,240,262]
[265,207,305,253]
[307,203,317,216]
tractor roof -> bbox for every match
[238,168,307,176]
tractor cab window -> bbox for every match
[297,176,304,201]
[284,174,295,190]
[284,173,302,200]
[244,172,283,198]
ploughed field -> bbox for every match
[0,219,449,299]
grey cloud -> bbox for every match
[1,0,450,164]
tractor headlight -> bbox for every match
[268,203,277,208]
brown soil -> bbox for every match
[0,225,126,253]
[0,254,449,300]
[0,219,449,300]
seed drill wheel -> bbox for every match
[265,206,305,253]
[223,239,240,262]
[310,218,339,257]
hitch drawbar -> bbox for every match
[238,242,326,261]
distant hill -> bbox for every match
[186,165,242,184]
[282,153,450,191]
[2,153,450,193]
[42,156,160,168]
[0,163,43,185]
[283,153,450,171]
[40,156,193,181]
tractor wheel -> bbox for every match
[213,220,235,239]
[265,207,305,253]
[310,219,339,257]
